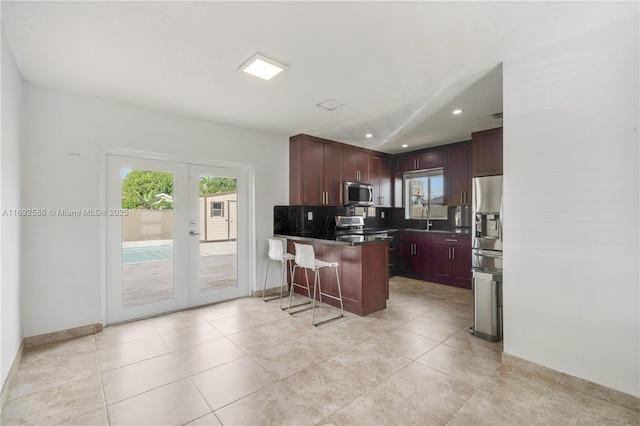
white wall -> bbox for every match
[20,83,289,337]
[503,14,639,396]
[1,27,23,389]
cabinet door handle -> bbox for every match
[445,239,457,242]
[452,247,455,260]
[448,247,451,259]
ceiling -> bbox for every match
[2,1,637,153]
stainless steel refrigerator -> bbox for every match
[471,175,503,342]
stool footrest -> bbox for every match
[283,300,311,311]
[313,313,344,326]
[317,292,342,302]
[263,295,282,302]
[289,305,313,315]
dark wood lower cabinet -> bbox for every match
[397,231,472,289]
[398,233,431,276]
[287,240,389,316]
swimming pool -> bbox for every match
[122,245,173,264]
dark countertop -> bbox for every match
[275,226,470,246]
[401,228,471,236]
[274,233,394,246]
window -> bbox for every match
[404,168,448,220]
[211,201,224,217]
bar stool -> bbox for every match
[290,243,344,326]
[262,238,295,310]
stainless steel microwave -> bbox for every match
[343,181,374,206]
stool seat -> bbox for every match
[262,239,297,310]
[289,243,343,326]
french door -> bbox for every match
[105,155,248,324]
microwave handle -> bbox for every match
[369,188,374,204]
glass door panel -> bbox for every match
[189,165,247,306]
[106,156,188,324]
[121,169,175,308]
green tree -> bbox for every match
[122,170,174,209]
[199,177,237,196]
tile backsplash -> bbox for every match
[274,205,471,234]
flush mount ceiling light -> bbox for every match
[452,109,463,115]
[239,53,287,80]
[317,99,344,111]
[402,144,409,148]
[365,133,373,138]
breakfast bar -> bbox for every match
[275,233,391,316]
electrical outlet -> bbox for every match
[307,211,313,221]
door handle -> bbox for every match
[189,231,201,236]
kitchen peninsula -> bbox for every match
[274,217,392,317]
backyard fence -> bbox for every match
[122,209,174,242]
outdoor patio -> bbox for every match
[121,240,237,308]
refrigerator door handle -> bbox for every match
[474,249,502,259]
[498,199,503,242]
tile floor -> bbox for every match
[2,276,638,425]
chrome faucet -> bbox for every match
[421,204,432,230]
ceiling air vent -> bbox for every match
[492,112,503,119]
[317,99,344,111]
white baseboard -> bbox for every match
[502,352,639,412]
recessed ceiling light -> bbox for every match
[365,133,373,138]
[239,53,287,80]
[452,109,463,115]
[402,144,409,148]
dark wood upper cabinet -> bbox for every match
[397,150,444,173]
[341,148,370,183]
[472,127,503,177]
[290,135,341,206]
[290,134,393,207]
[370,155,392,207]
[445,142,472,205]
